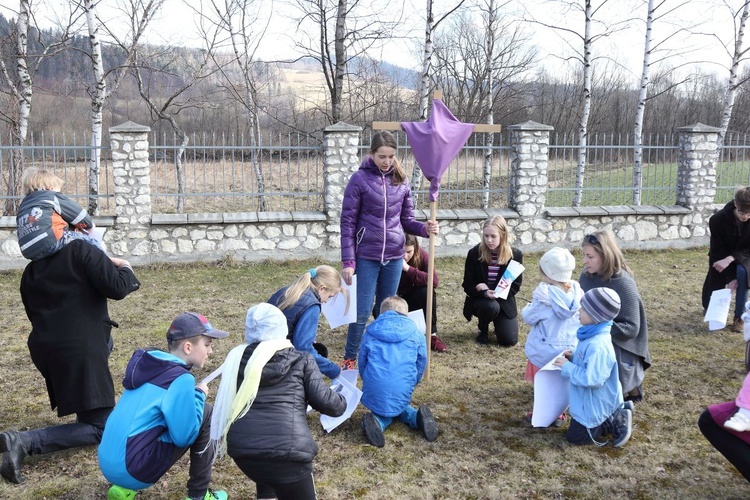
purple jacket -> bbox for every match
[340,157,427,268]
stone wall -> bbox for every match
[0,121,722,270]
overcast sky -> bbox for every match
[0,0,741,80]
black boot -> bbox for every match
[0,431,27,484]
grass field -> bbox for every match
[0,248,749,499]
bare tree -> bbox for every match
[288,0,403,124]
[193,0,274,211]
[79,0,163,214]
[0,0,75,214]
[717,0,750,148]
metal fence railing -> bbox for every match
[150,131,324,214]
[3,130,750,217]
[547,132,679,207]
[0,132,114,216]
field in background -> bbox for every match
[0,247,748,498]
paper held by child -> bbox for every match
[494,260,525,299]
[320,369,362,432]
[407,309,426,335]
[704,288,732,331]
[200,365,223,385]
[321,276,357,328]
[531,351,570,428]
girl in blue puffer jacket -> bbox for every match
[339,131,438,369]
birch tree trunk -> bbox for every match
[573,0,594,208]
[3,0,32,214]
[717,1,750,149]
[412,0,436,194]
[86,0,105,215]
[632,0,655,206]
[332,0,347,124]
[481,0,496,210]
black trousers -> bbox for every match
[22,406,112,456]
[471,297,518,346]
[702,263,737,309]
[698,409,750,483]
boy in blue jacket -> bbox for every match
[359,296,438,448]
[98,312,229,500]
[553,287,633,447]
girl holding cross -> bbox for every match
[339,131,439,369]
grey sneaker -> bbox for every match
[612,408,633,448]
[417,405,439,442]
[361,412,385,448]
[621,401,635,413]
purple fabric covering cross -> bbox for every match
[401,99,475,201]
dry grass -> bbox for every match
[0,248,748,499]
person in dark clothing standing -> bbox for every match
[0,240,140,484]
[702,187,750,333]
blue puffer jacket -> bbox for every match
[359,311,427,417]
[340,157,427,268]
[560,322,623,428]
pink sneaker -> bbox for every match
[340,358,356,371]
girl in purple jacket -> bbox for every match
[340,131,438,369]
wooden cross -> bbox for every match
[372,90,502,380]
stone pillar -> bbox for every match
[676,123,721,213]
[323,122,362,250]
[108,121,152,256]
[508,121,554,217]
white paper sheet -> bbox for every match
[407,309,426,336]
[494,260,525,299]
[704,288,732,331]
[321,276,357,328]
[88,226,106,244]
[199,365,224,385]
[320,369,362,432]
[531,351,570,428]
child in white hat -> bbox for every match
[522,247,583,426]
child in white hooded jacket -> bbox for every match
[522,247,583,423]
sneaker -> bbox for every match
[476,331,489,345]
[733,317,745,333]
[108,485,137,500]
[431,335,447,352]
[621,400,635,413]
[186,489,228,500]
[724,410,750,432]
[362,412,385,447]
[611,408,633,448]
[417,405,439,442]
[340,358,356,371]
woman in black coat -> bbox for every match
[213,303,345,500]
[462,216,523,347]
[0,240,140,484]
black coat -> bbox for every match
[462,245,523,321]
[708,201,750,284]
[20,240,140,417]
[227,345,346,464]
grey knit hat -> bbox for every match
[580,287,621,323]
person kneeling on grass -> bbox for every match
[359,296,438,448]
[553,288,633,448]
[98,312,229,500]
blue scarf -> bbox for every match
[576,320,612,341]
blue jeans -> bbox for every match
[372,406,418,430]
[736,263,749,319]
[344,257,403,360]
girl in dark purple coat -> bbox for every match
[340,131,438,368]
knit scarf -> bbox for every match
[576,320,612,341]
[209,338,293,458]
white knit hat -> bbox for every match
[539,247,576,283]
[244,303,288,343]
